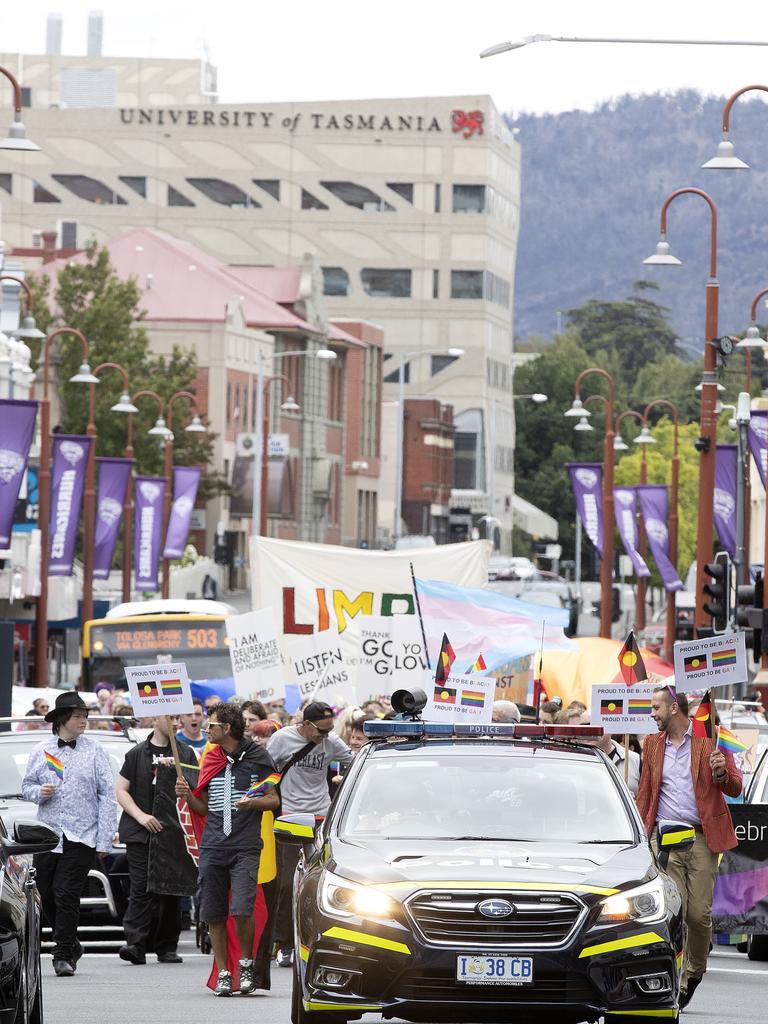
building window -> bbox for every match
[361,268,411,298]
[453,184,486,213]
[453,409,485,491]
[484,271,511,308]
[302,189,328,210]
[119,175,147,197]
[52,174,127,205]
[253,179,280,201]
[320,181,394,211]
[226,382,232,425]
[186,177,260,207]
[383,360,409,384]
[322,267,350,297]
[21,86,32,108]
[168,185,194,207]
[33,182,60,203]
[450,270,483,299]
[432,269,439,299]
[387,182,414,203]
[431,354,459,376]
[328,360,343,422]
[434,183,441,213]
[59,221,78,249]
[0,173,11,195]
[360,347,380,459]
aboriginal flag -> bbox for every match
[618,630,647,685]
[434,633,456,684]
[600,699,624,716]
[692,689,714,739]
[434,684,457,705]
[684,653,706,673]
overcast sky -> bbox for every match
[2,1,767,116]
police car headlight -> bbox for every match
[319,872,396,920]
[597,879,665,924]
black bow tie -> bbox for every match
[58,739,76,750]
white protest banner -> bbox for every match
[225,608,284,702]
[288,630,356,707]
[673,631,748,693]
[356,615,393,702]
[591,683,656,734]
[390,614,429,688]
[424,672,494,725]
[124,662,194,716]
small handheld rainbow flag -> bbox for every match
[717,726,749,755]
[45,752,64,779]
[467,653,487,673]
[245,772,282,799]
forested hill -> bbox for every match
[509,90,768,350]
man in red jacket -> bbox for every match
[637,686,742,1010]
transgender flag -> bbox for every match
[415,577,575,675]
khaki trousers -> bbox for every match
[654,830,718,993]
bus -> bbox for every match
[82,599,238,696]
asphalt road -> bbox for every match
[41,940,768,1024]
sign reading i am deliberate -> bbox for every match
[225,608,284,702]
[673,632,748,693]
[591,684,656,734]
[124,662,194,716]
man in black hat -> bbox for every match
[21,691,118,977]
[266,702,353,967]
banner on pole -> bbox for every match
[613,487,650,578]
[225,608,284,703]
[748,410,768,489]
[424,671,494,724]
[163,466,202,559]
[567,463,603,554]
[714,444,737,559]
[590,683,656,734]
[713,806,768,935]
[124,661,194,716]
[93,458,132,579]
[0,399,37,548]
[636,485,683,593]
[134,475,166,592]
[49,434,93,576]
[673,631,748,692]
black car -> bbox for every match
[277,721,684,1024]
[0,817,59,1024]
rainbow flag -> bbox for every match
[140,681,159,698]
[628,699,652,715]
[45,752,64,779]
[467,653,487,673]
[245,772,282,798]
[717,727,749,755]
[160,678,184,696]
[711,647,737,668]
[460,689,486,707]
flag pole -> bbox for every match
[624,734,630,784]
[535,622,545,724]
[410,562,432,671]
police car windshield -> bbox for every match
[339,753,635,843]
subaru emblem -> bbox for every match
[477,899,515,919]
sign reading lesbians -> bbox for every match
[124,662,194,715]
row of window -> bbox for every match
[382,352,461,385]
[323,267,510,305]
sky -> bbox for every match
[2,1,768,116]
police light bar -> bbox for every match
[362,721,602,739]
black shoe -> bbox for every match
[119,944,147,965]
[181,911,192,930]
[53,960,75,977]
[157,952,183,964]
[73,940,84,965]
[679,973,703,1010]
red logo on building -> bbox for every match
[451,109,484,139]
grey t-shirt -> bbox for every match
[267,726,354,816]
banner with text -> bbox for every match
[748,410,768,489]
[673,631,748,692]
[567,463,603,554]
[355,614,429,702]
[713,806,768,935]
[134,475,166,592]
[590,683,657,734]
[714,444,737,559]
[0,399,37,548]
[636,485,683,593]
[163,465,202,559]
[424,671,494,724]
[93,457,132,579]
[287,629,356,706]
[613,487,650,578]
[124,661,194,716]
[225,607,284,702]
[49,434,93,576]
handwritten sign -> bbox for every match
[124,662,194,716]
[287,630,355,706]
[226,608,284,702]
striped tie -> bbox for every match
[223,763,232,837]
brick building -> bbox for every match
[401,399,454,543]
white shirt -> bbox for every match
[607,741,641,797]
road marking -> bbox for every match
[708,966,768,976]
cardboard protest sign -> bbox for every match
[424,672,494,725]
[591,683,656,734]
[287,630,355,706]
[225,608,284,703]
[673,632,748,693]
[355,615,429,702]
[124,662,194,716]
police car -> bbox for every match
[275,698,686,1024]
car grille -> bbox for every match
[405,889,584,948]
[396,968,595,1003]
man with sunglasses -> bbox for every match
[267,702,353,967]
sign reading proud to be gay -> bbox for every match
[673,632,747,693]
[124,662,194,716]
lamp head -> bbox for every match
[573,415,594,433]
[11,314,46,341]
[564,397,590,418]
[148,416,169,436]
[446,347,465,357]
[701,139,749,171]
[613,435,629,452]
[737,325,767,349]
[185,413,206,432]
[69,362,100,384]
[281,395,300,413]
[694,379,726,394]
[643,238,682,266]
[111,392,139,414]
[0,121,40,152]
[634,425,657,445]
[315,347,337,360]
[530,392,548,404]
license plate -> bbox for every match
[456,955,534,985]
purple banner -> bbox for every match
[714,444,738,559]
[94,458,132,580]
[0,399,38,547]
[163,465,201,559]
[567,463,603,555]
[636,485,683,593]
[613,487,650,578]
[748,410,768,489]
[134,475,166,592]
[49,434,93,577]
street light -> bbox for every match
[566,368,615,639]
[0,65,40,151]
[0,275,44,398]
[258,374,301,536]
[393,346,464,542]
[614,410,649,630]
[480,35,768,59]
[643,187,720,634]
[701,84,768,169]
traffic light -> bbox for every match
[703,552,731,633]
[736,571,766,663]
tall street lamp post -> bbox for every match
[481,35,768,59]
[644,187,719,635]
[701,84,768,169]
[35,328,99,686]
[614,410,648,629]
[0,274,45,398]
[565,368,615,639]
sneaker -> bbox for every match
[239,959,255,994]
[277,947,294,968]
[53,961,75,977]
[214,970,233,997]
[679,973,703,1010]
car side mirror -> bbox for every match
[273,813,318,845]
[1,820,60,856]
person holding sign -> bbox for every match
[116,715,200,965]
[637,686,742,1011]
[21,692,117,977]
[175,702,278,997]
